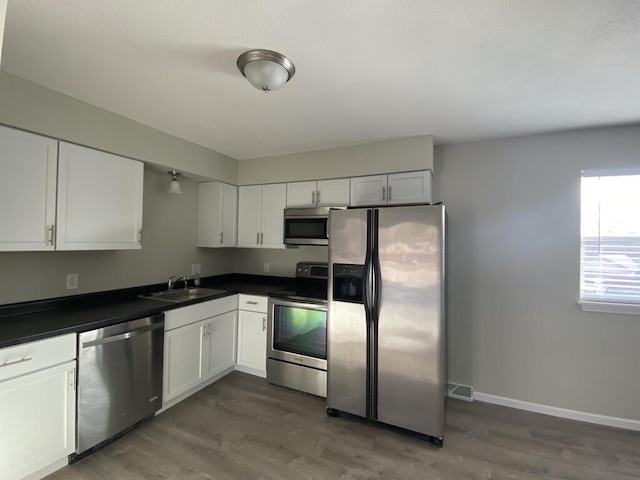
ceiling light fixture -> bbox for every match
[236,49,295,92]
[167,170,183,194]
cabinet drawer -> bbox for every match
[239,294,268,313]
[0,333,76,382]
[165,295,239,331]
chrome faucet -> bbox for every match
[167,276,187,290]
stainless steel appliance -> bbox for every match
[327,204,446,445]
[283,207,332,246]
[75,314,164,457]
[267,262,328,397]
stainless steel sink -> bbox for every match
[141,287,228,303]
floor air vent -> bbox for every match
[446,383,474,402]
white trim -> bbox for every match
[474,392,640,432]
[578,300,640,316]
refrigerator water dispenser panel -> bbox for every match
[332,264,365,303]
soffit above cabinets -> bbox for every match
[2,1,640,160]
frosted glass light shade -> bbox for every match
[237,50,295,92]
[243,60,289,92]
[168,179,182,194]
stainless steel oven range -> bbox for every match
[267,262,328,397]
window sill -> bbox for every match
[578,300,640,315]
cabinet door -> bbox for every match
[202,310,237,380]
[0,126,58,251]
[0,361,75,480]
[237,185,262,247]
[198,182,237,248]
[387,171,431,205]
[197,182,222,247]
[286,181,317,207]
[57,142,143,250]
[317,178,350,207]
[260,183,287,249]
[237,310,267,373]
[163,321,205,404]
[350,175,388,206]
[220,182,238,247]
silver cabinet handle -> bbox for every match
[47,225,55,245]
[257,232,260,245]
[260,232,264,245]
[220,232,223,245]
[312,190,315,204]
[246,301,259,305]
[262,317,266,331]
[138,228,143,245]
[382,186,386,201]
[0,357,33,368]
[388,185,392,201]
[316,190,320,204]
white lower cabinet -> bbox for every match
[163,296,238,407]
[0,334,76,480]
[236,294,268,377]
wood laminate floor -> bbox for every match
[47,371,640,480]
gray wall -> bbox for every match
[238,135,433,185]
[0,167,233,304]
[437,125,640,420]
[0,72,238,183]
[232,247,328,277]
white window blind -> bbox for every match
[580,172,640,307]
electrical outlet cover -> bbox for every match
[191,264,201,275]
[66,273,79,290]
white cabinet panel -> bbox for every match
[317,178,350,207]
[0,362,76,480]
[198,181,237,248]
[237,185,262,247]
[387,171,431,204]
[56,142,143,250]
[237,310,267,375]
[350,175,387,206]
[286,181,316,207]
[163,321,205,403]
[203,310,237,380]
[0,125,58,251]
[261,183,287,249]
[238,183,286,249]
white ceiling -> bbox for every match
[2,1,639,160]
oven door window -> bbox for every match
[272,305,327,360]
[284,218,328,239]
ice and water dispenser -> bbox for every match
[332,264,365,303]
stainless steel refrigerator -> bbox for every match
[327,204,446,445]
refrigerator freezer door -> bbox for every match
[375,205,446,437]
[327,208,369,418]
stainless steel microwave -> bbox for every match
[283,207,334,246]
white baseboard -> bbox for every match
[235,364,267,378]
[474,391,640,432]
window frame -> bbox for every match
[578,168,640,315]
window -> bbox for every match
[580,171,640,314]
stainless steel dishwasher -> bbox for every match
[75,314,164,457]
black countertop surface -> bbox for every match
[0,274,294,349]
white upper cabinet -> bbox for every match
[286,181,317,207]
[286,178,350,208]
[350,174,388,206]
[0,125,58,251]
[238,183,287,249]
[317,178,351,206]
[387,171,431,205]
[56,142,144,250]
[350,171,431,206]
[198,181,238,248]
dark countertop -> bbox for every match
[0,274,293,349]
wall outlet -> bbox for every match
[191,264,201,275]
[66,273,79,290]
[263,263,270,273]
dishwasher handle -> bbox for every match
[82,322,164,348]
